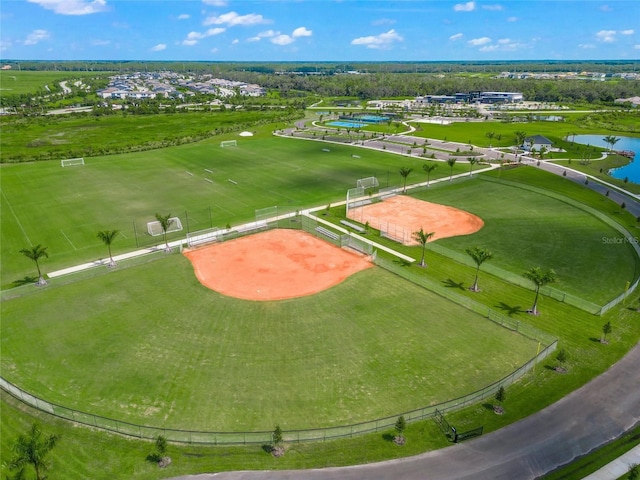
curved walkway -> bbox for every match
[172,340,640,480]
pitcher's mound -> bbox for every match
[183,229,372,301]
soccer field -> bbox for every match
[0,135,470,285]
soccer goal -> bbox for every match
[61,157,85,167]
[220,140,237,148]
[356,176,379,189]
[147,217,183,236]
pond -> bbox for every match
[572,134,639,184]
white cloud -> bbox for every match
[600,5,612,11]
[507,16,518,22]
[450,33,463,41]
[248,29,278,42]
[579,43,596,49]
[351,29,403,49]
[272,34,294,46]
[232,38,239,44]
[621,29,634,35]
[479,45,499,52]
[634,44,640,50]
[150,43,167,52]
[24,29,50,45]
[292,27,312,38]
[596,30,617,42]
[453,1,475,12]
[468,36,491,46]
[182,27,225,45]
[482,4,503,11]
[91,39,110,46]
[204,11,267,27]
[177,14,190,20]
[498,38,511,44]
[203,0,227,5]
[0,40,13,52]
[27,0,107,15]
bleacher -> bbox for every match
[315,226,340,241]
[340,220,366,233]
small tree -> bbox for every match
[555,348,568,373]
[9,423,60,480]
[412,228,435,267]
[399,166,413,194]
[494,386,506,414]
[422,163,437,187]
[601,321,612,343]
[394,416,406,445]
[155,435,167,457]
[465,246,493,292]
[628,463,639,480]
[155,213,174,252]
[468,157,478,176]
[20,244,49,285]
[523,267,557,315]
[447,157,457,181]
[97,229,119,267]
[271,425,284,457]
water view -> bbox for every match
[572,134,640,184]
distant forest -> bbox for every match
[2,60,640,104]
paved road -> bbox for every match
[169,341,640,479]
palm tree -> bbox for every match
[514,130,527,148]
[602,135,620,152]
[447,158,457,181]
[465,247,493,292]
[9,423,60,480]
[485,131,495,148]
[97,229,120,267]
[467,157,478,176]
[412,228,435,267]
[523,267,557,315]
[422,163,437,187]
[19,244,49,285]
[399,166,413,194]
[155,213,174,252]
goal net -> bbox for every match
[220,140,237,148]
[61,158,84,167]
[356,176,379,189]
[147,217,183,236]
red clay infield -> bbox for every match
[347,195,484,245]
[183,229,373,301]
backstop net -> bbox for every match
[341,235,374,255]
[147,217,183,236]
[255,206,278,224]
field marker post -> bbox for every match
[185,210,190,234]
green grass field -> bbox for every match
[0,253,536,431]
[0,70,103,96]
[411,177,639,304]
[0,133,469,286]
[2,110,640,479]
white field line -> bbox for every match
[1,189,32,246]
[59,230,77,250]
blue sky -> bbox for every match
[1,0,638,61]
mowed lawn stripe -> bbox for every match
[0,254,536,431]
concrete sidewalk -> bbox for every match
[583,444,640,480]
